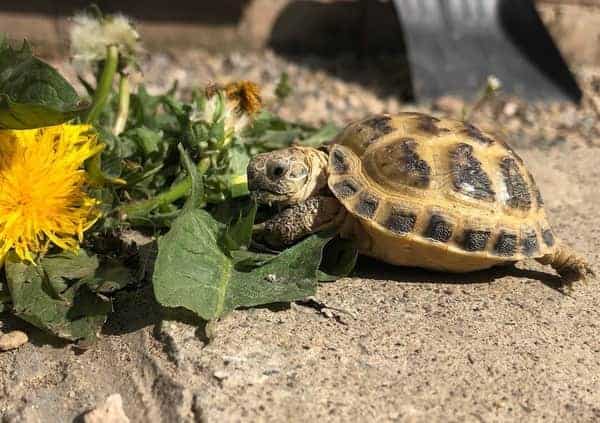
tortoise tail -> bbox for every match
[536,244,595,286]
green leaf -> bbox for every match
[178,143,202,211]
[83,259,132,294]
[225,142,251,198]
[0,41,86,129]
[317,237,358,281]
[230,250,276,271]
[275,72,292,100]
[4,253,111,341]
[153,209,331,320]
[298,123,338,148]
[223,200,257,251]
[43,250,99,297]
[130,126,163,157]
[0,276,10,313]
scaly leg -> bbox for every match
[537,244,595,287]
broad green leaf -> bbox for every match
[5,253,111,341]
[43,250,99,280]
[0,41,86,129]
[153,209,331,320]
[230,250,276,271]
[83,259,132,294]
[43,250,99,297]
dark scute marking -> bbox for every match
[362,115,393,138]
[463,123,494,145]
[528,172,544,207]
[384,207,417,234]
[331,149,348,173]
[534,186,544,207]
[332,179,359,199]
[379,138,431,188]
[521,231,539,256]
[450,143,495,201]
[494,231,517,256]
[500,157,532,210]
[424,214,453,242]
[496,138,524,164]
[462,229,491,251]
[416,114,442,135]
[355,193,379,219]
[542,228,555,247]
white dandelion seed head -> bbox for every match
[69,13,140,68]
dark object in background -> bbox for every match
[394,0,582,102]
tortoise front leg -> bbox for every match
[254,196,345,248]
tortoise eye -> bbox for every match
[267,160,289,180]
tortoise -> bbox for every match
[247,112,594,285]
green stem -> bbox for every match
[84,45,126,186]
[85,46,119,123]
[85,45,119,124]
[113,74,130,135]
[120,158,210,222]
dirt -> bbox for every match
[1,48,600,422]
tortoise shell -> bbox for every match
[327,113,556,272]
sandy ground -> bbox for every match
[1,48,600,422]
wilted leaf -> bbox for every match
[0,40,86,129]
[153,209,331,320]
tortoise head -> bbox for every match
[247,146,328,206]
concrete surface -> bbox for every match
[0,46,600,421]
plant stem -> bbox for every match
[113,74,130,135]
[121,178,192,221]
[85,45,119,124]
[120,158,210,222]
[84,45,126,186]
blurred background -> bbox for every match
[3,0,600,137]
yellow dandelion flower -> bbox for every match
[0,124,103,263]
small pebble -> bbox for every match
[213,370,229,380]
[0,331,28,351]
[83,394,130,423]
[321,308,334,319]
[503,101,519,117]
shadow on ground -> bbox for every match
[352,255,567,291]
